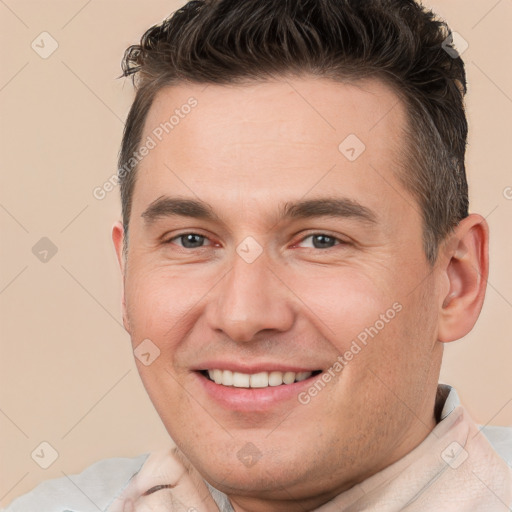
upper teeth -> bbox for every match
[207,369,313,388]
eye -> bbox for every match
[167,233,213,249]
[297,233,345,249]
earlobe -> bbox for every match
[112,221,131,333]
[438,214,489,343]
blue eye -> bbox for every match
[166,232,344,251]
[169,233,212,249]
[298,234,342,249]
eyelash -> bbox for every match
[165,232,348,250]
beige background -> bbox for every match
[0,0,511,506]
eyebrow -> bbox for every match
[141,196,377,225]
[141,196,219,223]
[281,197,377,224]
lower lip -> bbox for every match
[194,371,321,412]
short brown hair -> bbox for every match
[119,0,469,263]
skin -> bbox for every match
[112,77,489,512]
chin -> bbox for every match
[189,444,315,495]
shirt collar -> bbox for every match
[437,383,461,421]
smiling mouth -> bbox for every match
[200,369,322,388]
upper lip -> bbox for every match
[193,361,323,373]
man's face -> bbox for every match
[116,78,445,505]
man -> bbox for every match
[6,0,512,510]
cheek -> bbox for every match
[124,265,211,343]
[289,268,392,350]
[124,267,200,424]
[292,264,434,397]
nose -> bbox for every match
[205,249,295,343]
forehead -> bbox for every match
[133,77,415,226]
[143,77,406,155]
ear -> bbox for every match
[438,214,489,343]
[112,221,131,333]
